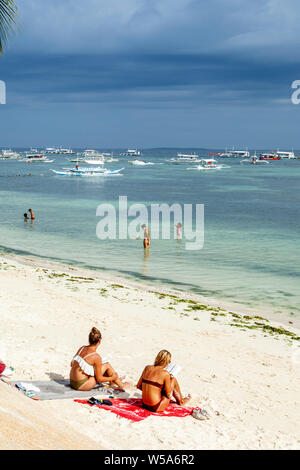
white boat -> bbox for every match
[62,166,106,173]
[120,149,142,157]
[259,153,280,160]
[80,150,105,164]
[230,150,250,158]
[240,157,269,164]
[84,158,105,165]
[68,156,86,162]
[51,167,124,176]
[59,148,74,154]
[170,153,201,163]
[276,150,296,159]
[44,147,61,154]
[20,153,48,162]
[82,149,104,157]
[21,153,52,162]
[187,159,226,170]
[0,149,22,159]
[44,147,74,154]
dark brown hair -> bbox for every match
[89,327,102,345]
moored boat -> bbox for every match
[0,149,22,159]
[51,166,124,176]
[187,159,227,170]
[120,149,142,157]
[259,153,280,160]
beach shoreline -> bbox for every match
[1,248,299,330]
[0,250,299,450]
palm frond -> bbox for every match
[0,0,17,55]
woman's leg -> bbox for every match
[101,363,129,390]
[155,377,191,411]
[77,363,130,391]
[171,377,191,405]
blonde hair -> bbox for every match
[89,327,102,345]
[154,350,171,367]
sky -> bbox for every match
[1,0,300,148]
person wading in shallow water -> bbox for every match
[24,213,29,221]
[141,224,150,249]
[28,209,35,220]
[175,222,183,240]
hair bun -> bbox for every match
[89,327,102,345]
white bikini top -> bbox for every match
[72,347,97,377]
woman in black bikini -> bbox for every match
[136,350,191,412]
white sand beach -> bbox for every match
[0,252,299,450]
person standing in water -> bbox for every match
[24,213,29,221]
[141,224,150,249]
[28,209,35,220]
[175,222,183,240]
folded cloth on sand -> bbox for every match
[74,398,195,422]
[16,382,41,393]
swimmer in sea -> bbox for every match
[28,209,35,220]
[24,213,29,221]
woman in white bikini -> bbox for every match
[70,327,128,391]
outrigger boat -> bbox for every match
[50,165,124,176]
[240,157,269,165]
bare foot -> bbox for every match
[111,381,132,392]
[182,394,192,405]
[120,381,132,390]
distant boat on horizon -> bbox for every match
[120,149,142,157]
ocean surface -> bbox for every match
[0,148,299,320]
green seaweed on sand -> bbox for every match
[243,315,269,322]
[48,272,68,279]
[68,276,95,281]
[185,304,220,312]
[230,322,300,341]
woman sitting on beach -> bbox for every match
[70,327,128,391]
[136,350,191,412]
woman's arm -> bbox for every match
[163,373,172,399]
[136,367,147,390]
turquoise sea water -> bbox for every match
[0,149,299,320]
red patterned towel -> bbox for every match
[74,398,195,422]
[0,362,6,375]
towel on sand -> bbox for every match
[10,379,130,401]
[75,398,195,422]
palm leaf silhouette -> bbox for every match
[0,0,17,54]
